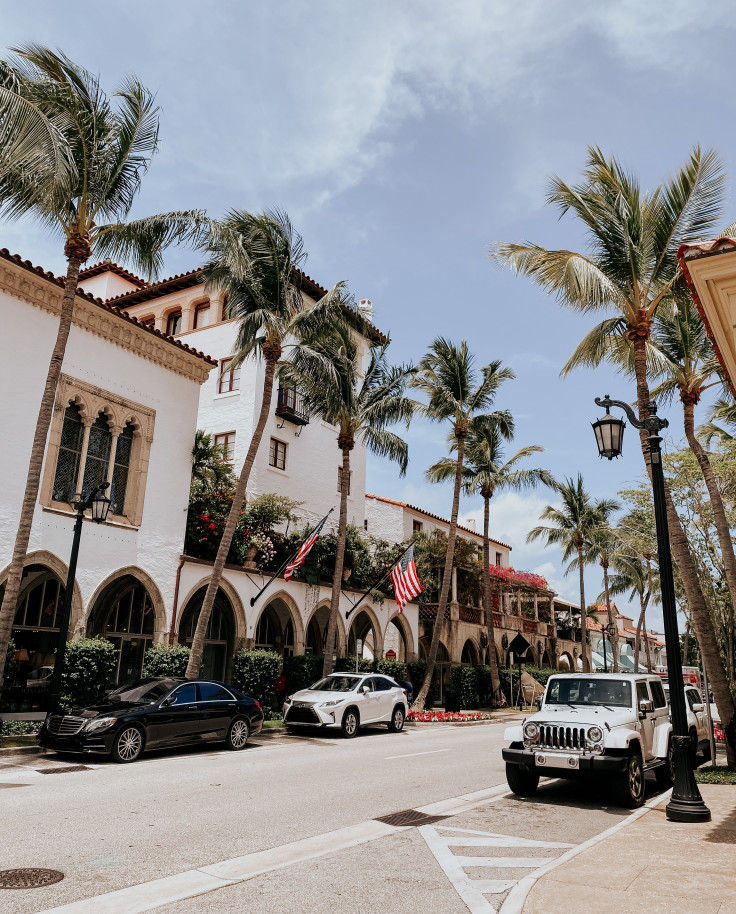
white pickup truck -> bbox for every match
[502,673,674,808]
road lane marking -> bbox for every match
[419,825,575,914]
[385,748,453,760]
[34,783,511,914]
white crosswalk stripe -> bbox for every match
[419,824,575,914]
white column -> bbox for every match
[74,417,95,496]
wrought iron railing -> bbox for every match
[276,385,309,425]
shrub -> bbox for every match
[450,665,478,710]
[476,665,494,707]
[374,659,408,683]
[282,654,324,694]
[1,720,41,736]
[407,659,439,708]
[1,639,17,701]
[231,650,281,707]
[59,638,117,710]
[335,656,374,674]
[142,643,190,678]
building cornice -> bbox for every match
[0,250,215,384]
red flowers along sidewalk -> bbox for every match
[408,710,494,722]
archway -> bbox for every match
[178,587,236,681]
[419,638,451,707]
[541,649,552,667]
[254,593,303,656]
[305,603,345,657]
[87,573,160,685]
[384,613,411,661]
[347,608,382,661]
[2,562,69,712]
[558,651,574,670]
[461,639,479,666]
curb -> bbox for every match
[0,744,46,757]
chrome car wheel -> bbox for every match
[341,709,359,738]
[114,726,143,763]
[227,718,249,750]
[389,706,405,732]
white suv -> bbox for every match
[283,673,408,738]
[503,673,673,808]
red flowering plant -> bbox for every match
[487,565,549,592]
[408,710,494,722]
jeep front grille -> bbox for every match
[539,724,586,750]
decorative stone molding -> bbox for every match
[0,254,214,383]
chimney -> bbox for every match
[358,299,373,323]
[464,518,476,531]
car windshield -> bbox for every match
[309,676,361,693]
[108,679,179,702]
[545,677,632,708]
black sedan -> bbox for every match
[39,678,264,763]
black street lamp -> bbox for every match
[47,483,112,713]
[592,395,710,823]
[600,622,617,673]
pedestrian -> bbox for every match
[276,673,287,708]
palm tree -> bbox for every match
[0,46,207,689]
[584,521,622,670]
[491,145,736,762]
[185,210,351,679]
[607,552,659,672]
[648,300,736,622]
[410,340,514,710]
[427,425,552,705]
[700,396,736,446]
[527,476,618,673]
[190,430,236,494]
[290,339,414,677]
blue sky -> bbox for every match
[4,1,735,629]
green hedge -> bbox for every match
[450,665,478,710]
[231,650,281,707]
[407,659,439,708]
[59,638,118,710]
[142,643,190,678]
[282,654,325,694]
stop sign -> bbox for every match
[385,649,397,660]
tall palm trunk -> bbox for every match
[577,541,590,673]
[631,330,736,763]
[682,396,736,613]
[634,592,650,672]
[322,442,352,677]
[601,560,619,671]
[186,352,279,679]
[0,245,86,687]
[482,491,503,705]
[414,435,466,710]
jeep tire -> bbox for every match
[614,751,645,808]
[506,763,539,797]
[655,739,675,790]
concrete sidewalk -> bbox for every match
[522,784,736,914]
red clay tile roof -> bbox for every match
[101,263,389,344]
[78,259,147,288]
[0,249,215,367]
[365,493,511,550]
[678,238,736,399]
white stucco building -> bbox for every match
[0,249,213,710]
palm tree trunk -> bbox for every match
[0,252,84,688]
[414,436,465,710]
[578,544,590,673]
[632,332,736,763]
[683,397,736,618]
[601,561,619,672]
[185,355,277,679]
[482,493,503,705]
[322,445,351,677]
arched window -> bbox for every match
[52,403,84,502]
[255,611,276,650]
[193,301,211,329]
[111,423,135,514]
[102,583,155,684]
[166,309,182,336]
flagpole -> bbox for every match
[345,539,416,620]
[249,508,334,607]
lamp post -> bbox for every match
[592,395,710,823]
[600,622,617,673]
[48,483,112,713]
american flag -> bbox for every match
[284,513,330,581]
[391,545,423,612]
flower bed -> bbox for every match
[408,710,493,722]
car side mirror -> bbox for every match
[161,695,176,708]
[534,696,543,709]
[362,686,370,695]
[638,699,654,716]
[691,702,704,712]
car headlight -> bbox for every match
[320,699,344,708]
[523,722,539,741]
[587,726,603,743]
[83,716,117,734]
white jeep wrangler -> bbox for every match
[502,673,674,808]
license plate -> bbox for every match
[535,752,580,770]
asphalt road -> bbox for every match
[0,720,667,914]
